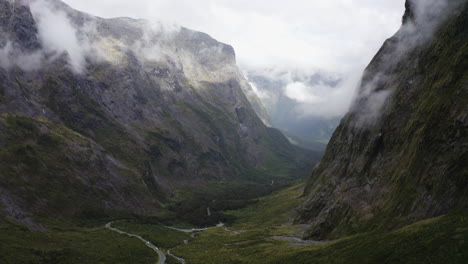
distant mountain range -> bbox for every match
[245,69,342,150]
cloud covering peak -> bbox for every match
[57,0,406,119]
[30,0,89,72]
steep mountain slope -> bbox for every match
[298,0,468,239]
[0,0,319,226]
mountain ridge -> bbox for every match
[0,0,319,228]
[297,0,467,240]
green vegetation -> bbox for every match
[0,114,98,216]
[163,182,265,227]
[106,183,467,264]
[149,96,317,227]
[169,184,468,264]
[274,215,468,264]
[0,114,149,218]
[2,182,466,264]
[298,3,468,240]
[2,4,465,264]
[0,218,157,264]
[113,220,191,249]
[169,183,308,263]
[226,183,306,228]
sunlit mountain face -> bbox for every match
[0,0,467,263]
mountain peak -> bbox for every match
[402,0,415,24]
[0,0,318,227]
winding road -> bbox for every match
[105,221,224,264]
[105,222,167,264]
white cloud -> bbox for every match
[60,0,405,73]
[249,82,271,101]
[282,72,361,119]
[285,82,322,104]
[349,0,463,126]
[30,0,91,73]
[59,0,406,118]
[0,41,43,71]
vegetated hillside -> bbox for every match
[106,183,467,264]
[297,0,468,240]
[0,0,319,227]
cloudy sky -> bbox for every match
[62,0,405,71]
[61,0,406,118]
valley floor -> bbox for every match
[1,183,467,264]
[169,184,468,264]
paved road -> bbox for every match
[162,222,224,263]
[106,221,225,264]
[105,222,167,264]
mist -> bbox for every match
[0,41,42,71]
[0,0,185,74]
[350,0,464,126]
[0,0,96,73]
[2,0,449,127]
[30,0,92,73]
[58,0,406,120]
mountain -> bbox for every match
[246,70,342,150]
[0,0,319,228]
[297,0,468,240]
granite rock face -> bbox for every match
[0,0,318,224]
[297,0,468,239]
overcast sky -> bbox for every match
[61,0,405,72]
[60,0,406,119]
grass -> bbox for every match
[0,217,158,264]
[0,114,147,218]
[1,183,466,264]
[167,184,468,264]
[112,221,191,249]
[226,183,306,228]
[168,184,307,263]
[273,215,468,264]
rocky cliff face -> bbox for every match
[0,0,318,226]
[298,0,467,239]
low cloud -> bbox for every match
[60,0,405,73]
[0,0,182,74]
[0,41,43,71]
[248,81,271,101]
[285,82,323,105]
[289,76,360,119]
[30,0,91,73]
[350,0,464,126]
[3,0,455,126]
[0,0,98,73]
[56,0,406,120]
[246,67,360,120]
